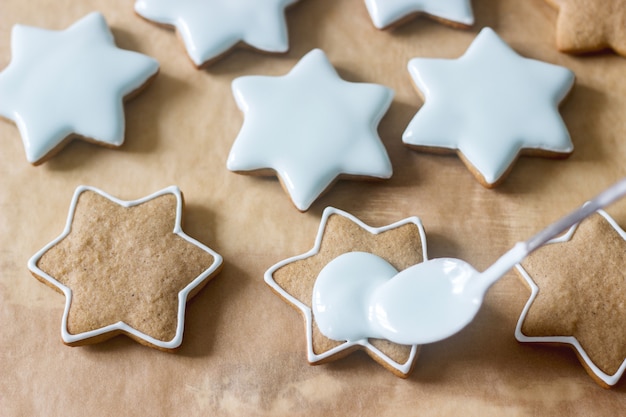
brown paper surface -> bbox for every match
[2,0,626,415]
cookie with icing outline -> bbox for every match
[227,49,393,212]
[402,27,575,188]
[265,207,427,377]
[28,186,223,351]
[134,0,300,68]
[545,0,626,57]
[364,0,474,30]
[515,211,626,388]
[0,12,160,165]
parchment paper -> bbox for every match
[2,0,626,415]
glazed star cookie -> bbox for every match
[265,207,427,377]
[364,0,474,30]
[545,0,626,56]
[227,49,393,211]
[403,27,575,188]
[28,186,223,350]
[515,211,626,388]
[0,12,159,165]
[134,0,299,67]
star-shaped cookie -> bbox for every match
[265,207,427,377]
[0,12,160,165]
[545,0,626,56]
[364,0,474,30]
[227,49,393,211]
[28,186,223,350]
[402,27,575,188]
[515,211,626,388]
[134,0,299,67]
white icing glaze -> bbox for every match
[364,0,474,29]
[312,252,397,342]
[312,245,527,345]
[0,12,160,164]
[134,0,299,66]
[370,257,481,344]
[515,209,626,387]
[227,49,393,211]
[27,185,223,350]
[264,207,427,376]
[313,254,479,344]
[402,27,575,186]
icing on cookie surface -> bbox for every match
[515,211,626,387]
[265,207,427,377]
[402,27,574,187]
[365,0,474,29]
[28,186,223,350]
[134,0,298,66]
[313,252,398,342]
[313,252,484,345]
[0,12,159,165]
[227,49,393,211]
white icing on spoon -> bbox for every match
[313,178,626,345]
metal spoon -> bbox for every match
[376,177,626,344]
[314,178,626,345]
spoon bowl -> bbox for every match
[371,258,483,345]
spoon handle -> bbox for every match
[480,177,626,289]
[524,177,626,253]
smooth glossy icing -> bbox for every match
[370,257,481,344]
[265,207,427,375]
[27,185,223,350]
[402,27,575,186]
[312,252,397,342]
[314,244,529,345]
[515,209,626,387]
[227,49,393,211]
[313,254,479,344]
[134,0,299,66]
[364,0,474,29]
[0,12,160,164]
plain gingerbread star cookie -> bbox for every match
[402,27,575,188]
[515,211,626,388]
[28,186,223,351]
[545,0,626,56]
[134,0,299,67]
[0,12,159,165]
[364,0,474,29]
[265,207,427,377]
[227,49,393,211]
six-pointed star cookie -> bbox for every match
[134,0,299,67]
[545,0,626,56]
[227,49,394,211]
[402,27,575,188]
[0,12,159,165]
[265,207,427,377]
[364,0,474,29]
[28,186,223,350]
[515,211,626,388]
